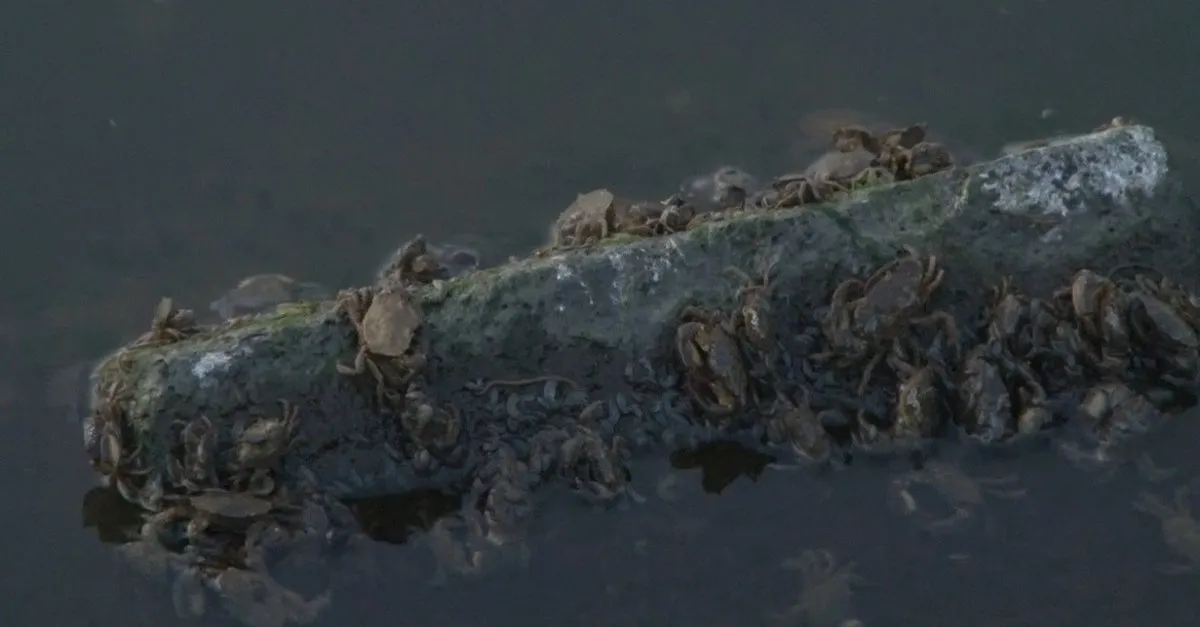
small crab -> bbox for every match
[831,125,879,153]
[336,286,426,396]
[891,363,946,440]
[235,400,302,470]
[677,165,757,213]
[772,549,863,627]
[817,248,957,394]
[376,235,445,287]
[135,297,198,347]
[803,148,879,199]
[877,124,927,152]
[90,392,156,507]
[956,344,1051,444]
[956,346,1014,443]
[725,256,780,356]
[549,188,616,249]
[675,306,749,417]
[903,142,954,178]
[889,460,1026,532]
[401,388,463,455]
[1125,279,1200,377]
[1055,269,1131,373]
[764,388,832,463]
[1134,485,1200,575]
[170,414,218,491]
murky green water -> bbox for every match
[4,2,1200,625]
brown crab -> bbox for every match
[889,460,1026,532]
[135,297,198,347]
[170,414,218,491]
[956,344,1052,444]
[724,257,779,356]
[1124,277,1200,376]
[234,400,302,471]
[1134,485,1200,575]
[1055,269,1131,373]
[377,235,444,287]
[903,142,954,178]
[817,248,957,394]
[549,188,616,249]
[764,388,832,463]
[803,147,882,198]
[336,286,426,397]
[401,387,463,455]
[891,364,945,440]
[675,306,749,417]
[90,389,156,507]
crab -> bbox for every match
[772,549,862,627]
[234,400,303,471]
[401,386,463,456]
[831,125,878,153]
[903,142,954,178]
[891,363,946,440]
[376,235,445,287]
[764,388,832,463]
[1124,277,1200,377]
[889,460,1026,531]
[677,165,757,213]
[675,306,750,417]
[558,425,632,501]
[169,414,218,492]
[1134,485,1200,575]
[135,297,198,347]
[724,256,780,356]
[817,248,957,394]
[802,147,880,198]
[1055,269,1131,373]
[956,344,1051,445]
[336,286,426,397]
[549,188,616,249]
[89,387,157,508]
[877,124,927,152]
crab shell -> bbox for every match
[360,289,423,357]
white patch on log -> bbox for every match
[192,351,232,381]
[977,125,1167,217]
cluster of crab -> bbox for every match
[961,268,1200,460]
[85,303,362,625]
[94,394,353,623]
[413,377,640,583]
[543,123,955,252]
[669,244,1200,470]
[668,255,848,460]
[332,235,473,478]
[754,123,953,210]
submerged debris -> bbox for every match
[210,274,331,321]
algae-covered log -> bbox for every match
[88,124,1191,499]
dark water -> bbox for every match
[5,1,1200,625]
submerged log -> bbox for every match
[86,124,1192,499]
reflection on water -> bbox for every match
[5,0,1200,625]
